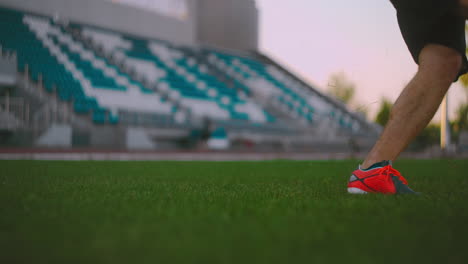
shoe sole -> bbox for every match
[347,187,368,194]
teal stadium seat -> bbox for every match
[209,50,316,124]
[0,7,119,125]
[1,6,283,127]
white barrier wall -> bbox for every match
[36,124,72,147]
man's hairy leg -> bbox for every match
[362,44,462,168]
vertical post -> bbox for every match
[25,64,29,81]
[446,94,451,148]
[440,95,451,150]
[62,103,66,123]
[54,100,58,123]
[45,105,50,129]
[5,91,9,113]
[25,103,30,127]
[18,98,23,122]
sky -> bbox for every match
[256,0,467,120]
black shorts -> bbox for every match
[390,0,468,79]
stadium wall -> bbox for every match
[0,0,259,52]
[196,0,258,51]
[0,0,197,45]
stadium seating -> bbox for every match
[78,25,273,123]
[0,7,277,127]
[206,50,357,130]
[0,5,359,132]
[23,15,177,124]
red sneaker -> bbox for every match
[347,161,417,194]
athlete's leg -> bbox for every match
[362,44,461,168]
[459,0,468,17]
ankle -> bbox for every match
[361,159,380,170]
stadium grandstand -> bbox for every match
[0,0,379,152]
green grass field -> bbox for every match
[1,160,468,264]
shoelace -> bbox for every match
[376,165,408,185]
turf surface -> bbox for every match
[1,160,468,264]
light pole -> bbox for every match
[440,94,451,150]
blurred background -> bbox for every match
[1,0,467,158]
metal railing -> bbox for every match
[31,100,71,136]
[14,72,75,137]
[0,95,29,130]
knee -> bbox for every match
[458,0,468,18]
[418,44,462,80]
[460,0,468,8]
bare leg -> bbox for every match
[362,44,462,168]
[459,0,468,17]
